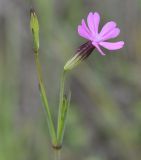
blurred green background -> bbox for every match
[0,0,141,160]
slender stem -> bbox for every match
[54,149,61,160]
[34,52,57,145]
[57,70,67,145]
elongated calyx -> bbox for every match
[30,9,39,52]
[64,41,95,71]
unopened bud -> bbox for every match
[30,9,39,53]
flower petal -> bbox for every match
[99,41,125,50]
[92,42,106,56]
[78,25,92,40]
[100,28,120,41]
[93,12,100,34]
[87,12,100,35]
[87,12,96,35]
[99,21,117,37]
[81,19,90,34]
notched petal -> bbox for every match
[100,28,120,41]
[99,21,117,38]
[93,12,100,33]
[78,25,92,40]
[92,42,106,56]
[99,41,125,50]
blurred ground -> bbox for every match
[0,0,141,160]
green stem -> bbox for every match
[54,149,61,160]
[34,52,57,145]
[57,70,67,145]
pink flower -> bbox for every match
[64,12,125,71]
[78,12,124,56]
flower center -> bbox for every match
[94,34,102,43]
